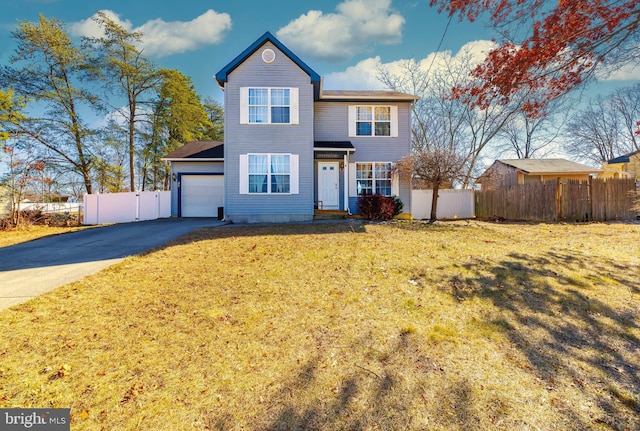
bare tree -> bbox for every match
[395,147,464,223]
[494,93,569,159]
[378,47,521,187]
[565,84,640,165]
[610,83,640,153]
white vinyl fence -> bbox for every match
[411,189,475,220]
[83,191,171,225]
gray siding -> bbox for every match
[314,102,412,162]
[315,101,413,214]
[224,42,315,223]
[169,161,223,216]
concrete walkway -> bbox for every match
[0,218,224,311]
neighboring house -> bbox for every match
[164,32,417,222]
[477,159,602,190]
[600,150,640,183]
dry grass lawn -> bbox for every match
[0,220,639,430]
[0,225,86,248]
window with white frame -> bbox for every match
[241,87,299,124]
[240,153,299,194]
[355,162,392,195]
[349,106,398,137]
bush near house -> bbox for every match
[357,194,398,220]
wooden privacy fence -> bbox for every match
[476,178,637,222]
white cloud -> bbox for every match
[323,57,387,90]
[597,61,640,81]
[276,0,404,62]
[70,10,232,58]
[323,40,497,90]
[70,10,133,39]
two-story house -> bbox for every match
[165,32,416,222]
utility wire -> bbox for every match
[425,14,453,79]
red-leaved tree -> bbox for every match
[430,0,640,116]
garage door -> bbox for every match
[181,175,224,217]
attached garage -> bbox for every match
[162,140,225,218]
[180,174,224,217]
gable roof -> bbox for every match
[215,32,321,88]
[608,150,640,164]
[162,141,224,161]
[497,159,602,174]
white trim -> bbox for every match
[343,155,349,212]
[290,154,299,194]
[290,88,299,125]
[262,48,276,63]
[239,154,248,194]
[348,106,357,137]
[391,169,400,196]
[240,87,249,124]
[390,105,398,138]
[349,163,357,196]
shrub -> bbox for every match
[391,195,403,216]
[357,194,396,221]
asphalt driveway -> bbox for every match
[0,218,224,311]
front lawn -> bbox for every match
[0,225,86,248]
[0,221,638,430]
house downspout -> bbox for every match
[344,154,351,214]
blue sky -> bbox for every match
[1,0,638,104]
[0,0,497,103]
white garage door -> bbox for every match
[181,175,224,217]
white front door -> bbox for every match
[318,162,340,209]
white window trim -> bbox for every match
[239,153,299,195]
[240,87,299,125]
[348,105,398,137]
[349,162,395,197]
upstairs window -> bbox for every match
[241,87,299,124]
[349,105,398,137]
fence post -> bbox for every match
[556,178,561,221]
[588,176,593,221]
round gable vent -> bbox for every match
[262,48,276,64]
